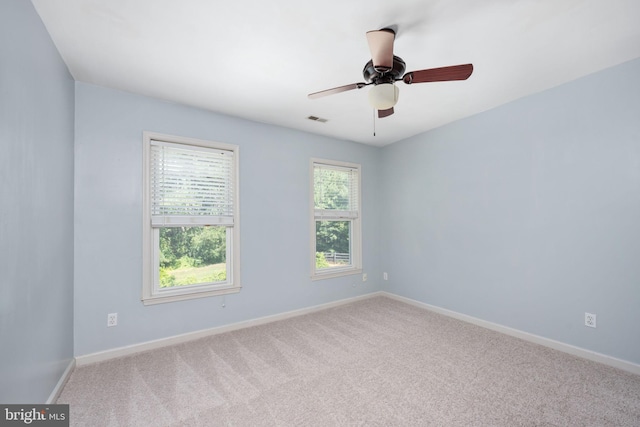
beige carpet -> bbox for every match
[58,296,640,426]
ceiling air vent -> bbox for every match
[307,115,328,123]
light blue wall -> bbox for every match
[74,83,382,356]
[381,58,640,364]
[0,0,75,402]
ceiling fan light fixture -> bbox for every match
[368,83,399,110]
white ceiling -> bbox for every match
[31,0,640,147]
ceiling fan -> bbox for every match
[308,28,473,118]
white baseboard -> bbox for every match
[76,292,383,366]
[75,290,639,376]
[382,292,640,376]
[47,358,75,404]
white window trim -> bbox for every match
[310,158,362,280]
[142,131,241,305]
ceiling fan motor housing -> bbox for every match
[362,55,406,85]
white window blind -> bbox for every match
[313,163,359,220]
[150,140,234,226]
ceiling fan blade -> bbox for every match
[308,82,366,99]
[366,29,395,72]
[378,107,394,118]
[403,63,473,84]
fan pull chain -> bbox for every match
[373,109,376,137]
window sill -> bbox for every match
[311,268,362,281]
[142,285,241,305]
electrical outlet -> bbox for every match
[383,272,388,281]
[362,273,367,282]
[585,312,596,328]
[107,313,118,327]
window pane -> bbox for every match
[159,226,227,288]
[314,166,358,211]
[315,220,351,269]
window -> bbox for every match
[310,158,362,279]
[142,132,240,304]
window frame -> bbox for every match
[310,158,362,280]
[142,131,241,305]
